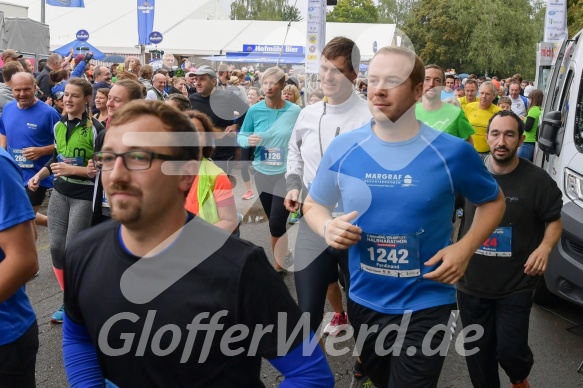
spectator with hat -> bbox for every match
[0,61,24,114]
[0,49,22,83]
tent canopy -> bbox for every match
[54,39,105,60]
[204,52,305,64]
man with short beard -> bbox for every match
[457,110,563,388]
[62,100,334,388]
[458,79,478,110]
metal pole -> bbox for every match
[41,0,45,24]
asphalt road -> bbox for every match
[28,169,583,387]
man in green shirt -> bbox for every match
[416,64,475,144]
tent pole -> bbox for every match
[41,0,45,24]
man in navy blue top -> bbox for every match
[62,100,334,387]
[304,46,506,387]
[0,147,40,387]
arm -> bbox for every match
[524,219,562,276]
[523,116,535,133]
[0,134,5,149]
[63,313,104,387]
[0,221,38,303]
[70,60,88,79]
[22,144,55,161]
[303,194,361,249]
[268,334,334,388]
[285,117,305,211]
[38,73,52,101]
[424,189,506,284]
[237,111,254,148]
[214,202,239,233]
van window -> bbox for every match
[575,75,583,152]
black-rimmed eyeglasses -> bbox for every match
[92,151,176,171]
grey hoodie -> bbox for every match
[0,83,14,115]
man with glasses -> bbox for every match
[62,100,334,387]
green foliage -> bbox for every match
[327,0,378,23]
[377,0,418,27]
[568,0,583,37]
[230,0,302,21]
[402,0,544,79]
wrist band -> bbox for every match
[322,219,333,239]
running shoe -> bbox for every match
[288,211,300,224]
[323,311,349,336]
[51,305,65,324]
[511,380,530,388]
[242,190,255,200]
[349,376,373,388]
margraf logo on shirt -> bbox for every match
[364,173,415,187]
[27,123,38,130]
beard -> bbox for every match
[491,145,518,164]
[108,184,143,224]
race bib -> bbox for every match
[258,147,285,166]
[359,232,421,277]
[9,148,34,169]
[102,191,110,208]
[475,226,512,257]
[57,154,84,167]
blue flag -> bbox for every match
[137,0,155,45]
[46,0,85,7]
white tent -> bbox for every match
[19,0,395,58]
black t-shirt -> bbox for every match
[189,90,249,162]
[64,216,305,387]
[458,159,562,298]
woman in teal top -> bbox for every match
[518,89,543,162]
[238,67,301,274]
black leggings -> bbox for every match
[254,172,289,238]
[293,220,350,333]
[240,147,255,183]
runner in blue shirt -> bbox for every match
[304,46,506,388]
[0,147,39,387]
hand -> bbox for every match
[423,242,473,284]
[45,97,53,106]
[224,125,237,134]
[69,47,75,57]
[324,211,361,249]
[184,60,192,69]
[519,115,525,121]
[87,159,98,179]
[247,134,262,146]
[284,189,300,212]
[27,175,40,192]
[523,245,550,276]
[50,162,73,177]
[181,85,188,96]
[22,147,44,161]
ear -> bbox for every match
[519,134,526,147]
[178,160,199,193]
[413,82,424,101]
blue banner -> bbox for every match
[137,0,155,45]
[46,0,85,7]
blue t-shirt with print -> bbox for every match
[0,100,60,188]
[309,122,499,314]
[0,147,36,346]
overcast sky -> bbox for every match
[18,0,312,23]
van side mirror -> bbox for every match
[538,111,562,155]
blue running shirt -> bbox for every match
[309,122,499,314]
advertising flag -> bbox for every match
[45,0,85,7]
[544,0,568,43]
[137,0,155,45]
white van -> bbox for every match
[533,28,583,306]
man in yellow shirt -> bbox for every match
[458,79,478,110]
[464,81,501,156]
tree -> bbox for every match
[327,0,378,23]
[230,0,302,21]
[377,0,418,27]
[568,0,583,37]
[403,0,543,79]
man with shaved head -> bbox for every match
[145,73,168,101]
[36,53,62,101]
[0,72,61,228]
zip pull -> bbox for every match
[416,229,425,236]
